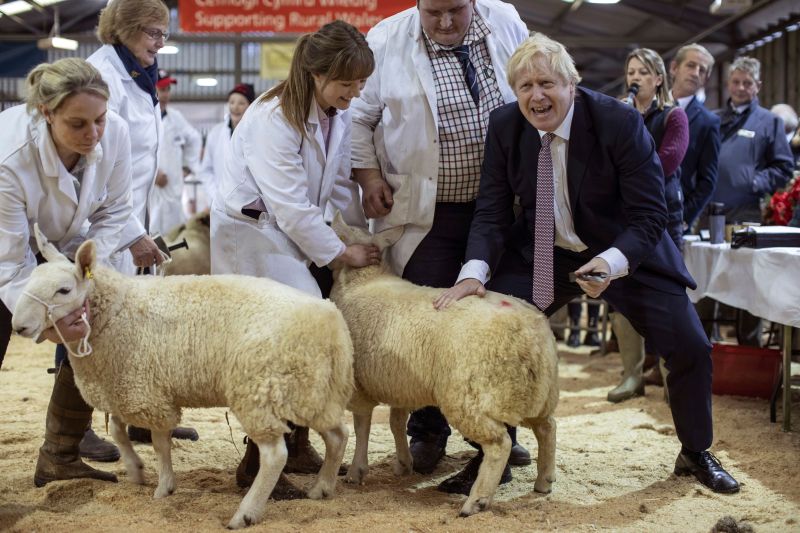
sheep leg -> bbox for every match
[227,435,286,529]
[459,432,511,517]
[307,422,348,500]
[345,411,372,485]
[151,429,176,498]
[109,415,145,485]
[389,408,412,476]
[529,415,557,493]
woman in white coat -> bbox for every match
[0,58,131,485]
[197,83,255,211]
[87,0,168,273]
[211,20,378,498]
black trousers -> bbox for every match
[489,246,713,453]
[0,300,11,370]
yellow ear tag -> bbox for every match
[84,267,93,280]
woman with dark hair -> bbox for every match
[198,83,256,207]
[607,48,690,404]
[211,19,377,498]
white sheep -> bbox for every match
[12,226,353,529]
[162,209,210,276]
[329,214,559,517]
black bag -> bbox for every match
[731,227,800,249]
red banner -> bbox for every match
[179,0,413,34]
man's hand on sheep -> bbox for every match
[37,300,91,344]
[573,256,612,298]
[130,235,165,268]
[354,169,394,218]
[330,244,381,269]
[433,278,486,310]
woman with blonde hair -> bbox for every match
[87,0,168,274]
[88,0,198,444]
[0,57,133,484]
[211,19,377,498]
[607,48,690,404]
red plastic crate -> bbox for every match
[711,344,782,399]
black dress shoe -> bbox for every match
[674,450,740,494]
[437,454,512,495]
[566,331,581,348]
[508,443,531,466]
[410,440,445,474]
[128,425,200,443]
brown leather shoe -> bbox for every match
[643,365,664,387]
[79,428,120,462]
[235,437,305,500]
[283,426,323,474]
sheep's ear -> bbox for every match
[374,225,404,251]
[75,240,97,281]
[33,223,68,263]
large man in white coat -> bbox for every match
[349,0,529,492]
[151,71,202,235]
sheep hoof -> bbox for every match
[153,484,176,499]
[459,497,490,517]
[307,482,332,500]
[227,512,258,529]
[534,477,553,494]
[345,465,367,485]
[393,460,413,476]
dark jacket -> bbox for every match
[713,97,794,222]
[467,87,694,295]
[680,96,720,227]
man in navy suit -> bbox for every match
[435,33,739,496]
[669,44,720,230]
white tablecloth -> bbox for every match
[683,242,800,328]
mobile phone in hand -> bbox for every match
[569,271,608,283]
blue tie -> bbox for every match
[453,44,479,106]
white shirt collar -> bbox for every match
[537,100,575,142]
[674,93,694,109]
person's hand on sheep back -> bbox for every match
[331,244,381,269]
[38,300,91,344]
[433,278,486,310]
[129,235,165,268]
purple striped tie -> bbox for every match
[533,132,555,311]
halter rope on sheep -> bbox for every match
[19,290,93,358]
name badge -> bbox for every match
[737,129,755,138]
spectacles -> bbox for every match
[141,27,169,41]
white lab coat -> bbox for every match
[350,0,528,275]
[151,107,201,235]
[0,105,132,313]
[196,119,231,210]
[211,96,365,297]
[88,45,162,271]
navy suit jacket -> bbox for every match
[680,96,720,226]
[465,87,695,295]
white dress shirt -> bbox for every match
[457,101,629,287]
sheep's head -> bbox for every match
[331,211,403,251]
[11,224,97,340]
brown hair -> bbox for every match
[96,0,169,46]
[26,58,109,115]
[261,20,374,136]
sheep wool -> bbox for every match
[329,214,559,518]
[12,227,354,529]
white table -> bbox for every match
[683,242,800,431]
